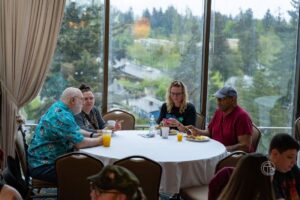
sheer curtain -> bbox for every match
[0,0,66,160]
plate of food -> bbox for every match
[186,135,210,142]
[169,129,178,135]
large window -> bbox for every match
[23,0,300,152]
[108,0,204,124]
[24,0,205,125]
[23,1,105,122]
[208,0,299,152]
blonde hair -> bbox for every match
[165,80,188,114]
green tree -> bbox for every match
[210,12,243,81]
[175,16,202,104]
[236,9,259,75]
[262,9,276,31]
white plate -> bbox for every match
[169,130,178,135]
[186,136,210,142]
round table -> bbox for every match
[80,130,226,194]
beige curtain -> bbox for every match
[0,0,66,160]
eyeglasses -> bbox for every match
[73,96,84,101]
[170,92,183,97]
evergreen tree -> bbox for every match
[236,9,259,75]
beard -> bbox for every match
[72,103,82,115]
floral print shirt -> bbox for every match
[28,101,84,168]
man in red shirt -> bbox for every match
[187,86,253,152]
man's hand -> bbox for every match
[185,125,198,136]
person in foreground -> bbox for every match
[28,87,103,183]
[88,165,146,200]
[156,80,196,131]
[269,133,300,200]
[75,83,121,137]
[0,149,22,200]
[187,86,253,152]
[217,153,276,200]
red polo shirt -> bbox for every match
[208,105,252,150]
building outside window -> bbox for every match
[23,0,299,153]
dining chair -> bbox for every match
[180,151,247,200]
[295,117,300,142]
[113,156,162,200]
[251,123,262,152]
[214,150,247,173]
[195,113,205,129]
[15,126,57,199]
[103,109,135,130]
[55,152,104,200]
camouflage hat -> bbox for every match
[88,165,144,199]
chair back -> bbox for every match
[55,152,104,200]
[15,126,57,198]
[215,151,247,174]
[251,124,261,152]
[113,156,162,200]
[103,109,135,130]
[15,127,29,181]
[195,113,205,129]
[295,117,300,142]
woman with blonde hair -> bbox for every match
[217,153,276,200]
[157,80,196,131]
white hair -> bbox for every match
[60,87,82,103]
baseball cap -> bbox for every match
[214,86,237,99]
[88,165,144,199]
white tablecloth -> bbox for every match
[80,130,226,194]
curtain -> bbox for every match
[0,0,66,161]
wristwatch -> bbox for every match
[90,132,96,138]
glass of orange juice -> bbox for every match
[102,130,112,147]
[177,132,183,142]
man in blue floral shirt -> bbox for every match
[28,87,103,183]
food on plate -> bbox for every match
[169,129,178,135]
[186,135,208,141]
[155,124,162,129]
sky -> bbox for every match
[110,0,294,19]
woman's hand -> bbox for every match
[163,118,179,127]
[113,120,123,131]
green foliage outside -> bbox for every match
[23,1,299,153]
